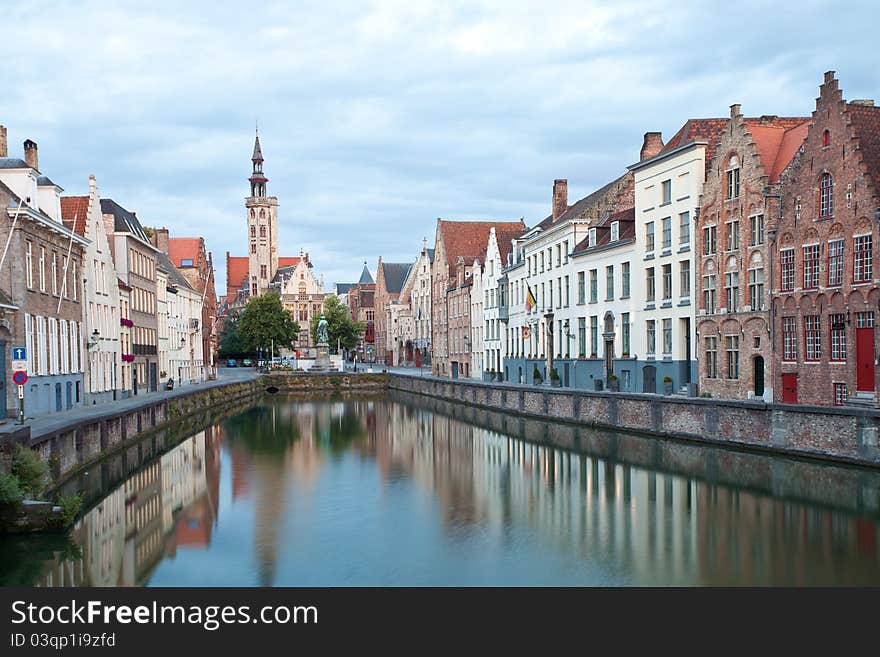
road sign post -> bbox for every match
[12,369,27,424]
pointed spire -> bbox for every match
[252,127,263,163]
[358,261,374,285]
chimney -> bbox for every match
[640,132,664,161]
[0,125,7,158]
[23,139,38,170]
[851,99,875,107]
[552,179,568,220]
[153,227,170,254]
[824,70,836,84]
[729,104,741,119]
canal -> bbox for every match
[2,390,880,586]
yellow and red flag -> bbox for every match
[525,284,536,312]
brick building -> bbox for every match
[432,218,526,378]
[348,263,375,362]
[772,72,880,406]
[697,107,809,401]
[374,258,412,365]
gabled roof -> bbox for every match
[169,237,202,267]
[100,198,152,244]
[426,248,435,263]
[742,117,810,183]
[493,223,528,265]
[36,175,58,188]
[358,263,374,285]
[380,262,412,295]
[60,196,89,235]
[573,207,635,253]
[0,158,29,169]
[535,177,623,231]
[657,118,729,169]
[335,282,354,294]
[156,250,193,291]
[438,219,527,269]
[226,255,306,297]
[848,102,880,191]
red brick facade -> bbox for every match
[772,72,880,406]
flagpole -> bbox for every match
[57,212,78,314]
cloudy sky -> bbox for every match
[2,0,877,295]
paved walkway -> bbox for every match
[3,367,260,440]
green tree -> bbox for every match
[310,295,365,353]
[218,311,247,358]
[236,292,301,356]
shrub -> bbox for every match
[532,365,542,382]
[608,373,618,381]
[550,368,560,380]
[12,445,49,495]
[47,494,83,531]
[663,376,673,383]
[0,472,23,510]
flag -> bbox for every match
[525,284,536,312]
[522,325,530,340]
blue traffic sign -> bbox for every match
[12,346,26,360]
[12,371,27,385]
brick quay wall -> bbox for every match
[389,375,880,467]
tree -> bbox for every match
[310,295,365,353]
[236,292,301,356]
[218,312,247,358]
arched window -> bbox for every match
[250,225,256,238]
[260,225,267,238]
[820,173,833,217]
[250,209,255,219]
[823,129,831,147]
[259,209,266,219]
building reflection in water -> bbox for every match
[18,393,880,587]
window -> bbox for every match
[748,267,763,309]
[662,318,672,355]
[780,248,795,291]
[260,265,267,279]
[703,275,716,314]
[260,225,267,238]
[590,270,597,303]
[181,258,194,267]
[662,217,671,249]
[680,260,691,297]
[830,314,846,361]
[828,239,844,286]
[250,225,256,238]
[39,247,46,292]
[749,214,764,246]
[823,129,831,147]
[726,220,739,251]
[564,275,570,306]
[25,241,33,288]
[834,382,847,406]
[611,221,619,242]
[606,266,614,301]
[783,317,797,361]
[622,262,630,297]
[726,161,740,199]
[854,235,872,282]
[646,267,655,302]
[646,320,656,355]
[578,317,586,357]
[725,335,740,379]
[661,179,672,204]
[803,244,820,289]
[805,315,821,361]
[857,311,874,328]
[725,272,739,312]
[820,173,833,217]
[251,243,256,254]
[680,212,690,245]
[703,226,716,255]
[662,264,672,300]
[590,316,598,356]
[577,272,585,304]
[556,244,561,267]
[705,337,718,378]
[622,313,630,355]
[51,253,58,296]
[646,222,655,252]
[72,261,78,301]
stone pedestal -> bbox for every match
[309,343,336,372]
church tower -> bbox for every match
[246,129,279,296]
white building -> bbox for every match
[157,250,204,386]
[409,243,433,367]
[481,226,517,378]
[61,176,121,405]
[627,122,725,394]
[469,258,484,378]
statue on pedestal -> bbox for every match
[317,315,329,345]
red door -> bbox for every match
[856,327,875,392]
[782,373,798,404]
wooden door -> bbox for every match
[781,373,798,404]
[856,327,875,392]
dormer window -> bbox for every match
[181,259,193,267]
[611,221,619,242]
[589,227,597,248]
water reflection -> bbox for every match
[3,392,879,586]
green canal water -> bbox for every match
[2,390,880,586]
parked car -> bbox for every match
[227,358,237,367]
[242,359,253,367]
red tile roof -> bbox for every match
[59,196,89,236]
[494,222,528,265]
[169,237,201,267]
[658,118,729,171]
[743,117,810,183]
[848,102,880,191]
[573,207,635,252]
[439,219,526,269]
[225,255,305,298]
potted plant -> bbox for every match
[532,365,542,385]
[549,368,561,387]
[608,373,619,392]
[489,368,497,382]
[590,352,597,359]
[663,375,674,395]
